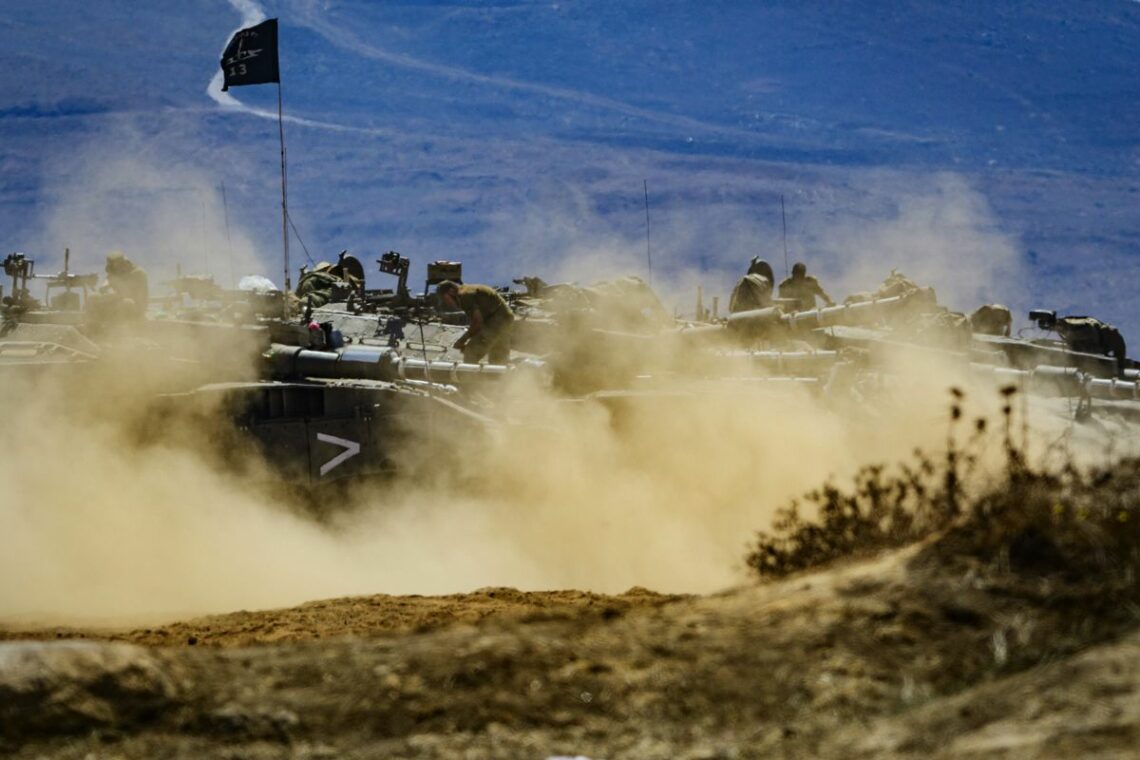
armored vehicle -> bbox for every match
[1,250,521,499]
[299,254,1140,418]
[695,269,1140,412]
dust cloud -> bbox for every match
[1,169,1116,627]
[818,173,1027,316]
[33,129,268,290]
[485,173,1025,323]
[335,334,1016,599]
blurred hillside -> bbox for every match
[1,0,1137,335]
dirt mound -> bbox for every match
[6,405,1140,757]
[1,587,685,649]
[4,523,1140,759]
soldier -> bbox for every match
[729,257,775,313]
[777,262,834,312]
[437,280,514,364]
[969,304,1013,336]
[1054,315,1128,375]
[296,261,351,308]
[101,251,149,319]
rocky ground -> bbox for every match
[4,517,1140,759]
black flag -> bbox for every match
[220,19,279,91]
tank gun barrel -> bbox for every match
[973,334,1119,378]
[725,306,784,331]
[783,294,913,330]
[970,364,1084,397]
[676,306,783,338]
[678,293,917,339]
[265,343,509,384]
[969,363,1140,400]
[1086,377,1140,401]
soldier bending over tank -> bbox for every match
[437,280,514,364]
[1035,310,1129,376]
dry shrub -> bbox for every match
[746,386,1140,584]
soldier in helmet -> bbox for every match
[777,261,834,312]
[436,280,514,364]
[100,251,149,319]
[729,257,775,313]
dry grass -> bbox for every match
[746,385,1140,587]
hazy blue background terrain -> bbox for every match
[2,0,1137,337]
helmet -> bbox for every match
[748,257,774,280]
[105,250,130,273]
[792,262,806,277]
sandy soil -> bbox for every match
[4,531,1139,759]
[0,587,687,649]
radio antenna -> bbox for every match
[220,182,235,288]
[643,179,653,287]
[781,194,790,278]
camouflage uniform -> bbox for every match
[296,261,361,308]
[296,269,343,308]
[455,284,514,363]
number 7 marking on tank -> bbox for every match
[317,433,361,476]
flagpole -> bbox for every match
[277,81,290,292]
[220,18,285,288]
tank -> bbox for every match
[1,250,523,498]
[6,247,1140,501]
[154,346,513,493]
